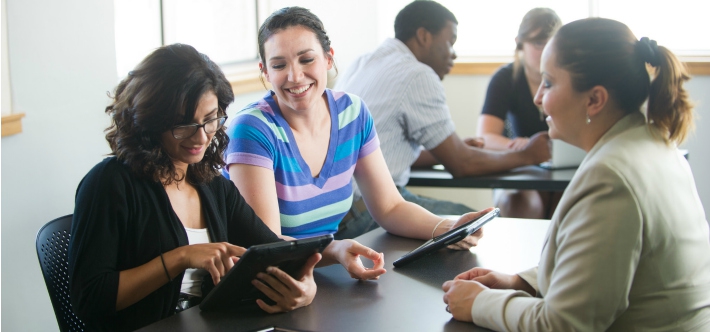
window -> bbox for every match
[114,0,260,80]
[434,0,709,59]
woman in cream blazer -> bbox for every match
[443,18,710,331]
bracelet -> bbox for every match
[159,252,172,281]
[431,218,448,239]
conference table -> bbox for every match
[408,165,577,192]
[139,218,551,332]
[407,149,688,192]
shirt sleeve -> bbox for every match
[68,160,129,320]
[471,164,643,331]
[517,267,539,296]
[224,108,277,174]
[356,97,380,160]
[481,65,514,121]
[400,69,455,150]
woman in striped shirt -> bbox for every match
[224,7,492,279]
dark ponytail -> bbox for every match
[554,18,694,145]
[646,46,693,144]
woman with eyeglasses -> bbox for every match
[477,8,563,220]
[68,44,370,331]
[443,18,710,331]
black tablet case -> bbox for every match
[199,234,333,311]
[393,208,500,267]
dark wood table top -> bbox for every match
[139,218,550,332]
[408,165,577,191]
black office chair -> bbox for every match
[36,214,85,332]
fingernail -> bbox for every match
[266,267,274,273]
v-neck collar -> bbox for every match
[264,89,338,188]
[155,180,226,246]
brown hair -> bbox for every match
[104,43,234,185]
[513,8,562,80]
[553,18,693,145]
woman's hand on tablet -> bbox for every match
[252,252,322,313]
[321,239,386,280]
[178,242,247,286]
[444,209,492,250]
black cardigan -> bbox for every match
[481,63,548,138]
[68,157,280,331]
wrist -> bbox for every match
[322,240,343,263]
[166,246,188,273]
[432,219,455,238]
[516,149,536,165]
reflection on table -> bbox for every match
[139,218,551,332]
[408,165,577,191]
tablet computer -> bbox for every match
[199,234,334,311]
[392,208,500,267]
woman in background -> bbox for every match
[443,18,710,331]
[224,7,489,247]
[69,44,382,331]
[477,8,562,219]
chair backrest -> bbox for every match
[36,214,85,332]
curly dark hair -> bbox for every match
[104,43,234,185]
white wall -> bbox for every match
[1,2,708,331]
[1,0,117,330]
[681,76,710,212]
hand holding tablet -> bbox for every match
[393,208,500,267]
[199,235,333,311]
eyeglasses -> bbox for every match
[170,116,227,139]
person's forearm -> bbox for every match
[444,147,531,178]
[411,149,440,168]
[115,247,186,311]
[375,200,453,240]
[479,133,513,151]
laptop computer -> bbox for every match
[539,139,586,170]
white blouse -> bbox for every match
[180,227,210,296]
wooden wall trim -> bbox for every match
[1,112,25,137]
[228,58,710,96]
[451,59,710,76]
[230,75,270,95]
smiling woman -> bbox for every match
[443,18,710,331]
[223,6,490,278]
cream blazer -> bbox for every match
[471,113,710,331]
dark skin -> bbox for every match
[403,21,551,177]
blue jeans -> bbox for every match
[334,187,475,240]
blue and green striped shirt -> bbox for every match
[223,89,379,238]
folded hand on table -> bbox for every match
[322,239,386,280]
